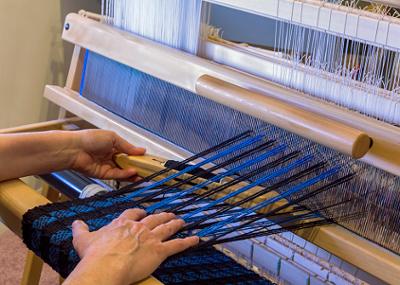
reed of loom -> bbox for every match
[1,0,400,284]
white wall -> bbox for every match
[0,0,100,129]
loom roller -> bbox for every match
[25,0,400,284]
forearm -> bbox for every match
[0,131,79,181]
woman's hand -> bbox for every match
[70,130,146,180]
[0,129,145,182]
[65,209,199,285]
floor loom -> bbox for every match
[1,1,400,284]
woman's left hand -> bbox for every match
[71,130,146,180]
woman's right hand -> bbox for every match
[64,209,199,285]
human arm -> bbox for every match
[64,209,199,285]
[0,129,198,284]
[0,129,145,182]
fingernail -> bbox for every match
[174,219,184,225]
[128,169,137,174]
[72,220,82,226]
[134,147,146,153]
[134,177,143,182]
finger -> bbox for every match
[133,176,143,183]
[152,219,185,241]
[162,236,200,257]
[102,167,138,180]
[130,147,147,156]
[116,175,143,183]
[141,212,176,230]
[118,208,147,222]
[114,135,146,156]
[71,220,91,258]
[72,220,89,237]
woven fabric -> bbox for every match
[22,191,273,284]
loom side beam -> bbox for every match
[60,13,400,175]
[66,46,87,92]
[0,117,83,134]
[297,225,400,284]
[116,154,400,285]
[0,180,49,238]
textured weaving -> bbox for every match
[22,191,273,284]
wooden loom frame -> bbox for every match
[0,11,399,285]
[45,12,400,283]
[47,13,400,283]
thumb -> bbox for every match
[72,220,89,237]
[72,220,91,258]
[114,135,146,156]
[101,167,138,180]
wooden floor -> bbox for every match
[0,223,58,285]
